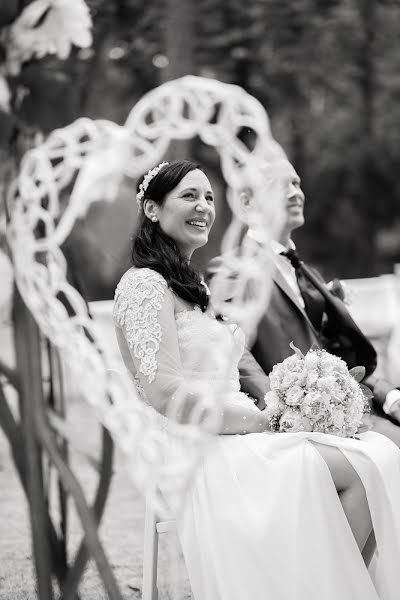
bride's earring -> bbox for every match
[151,216,158,222]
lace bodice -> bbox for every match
[175,309,243,393]
[113,268,248,410]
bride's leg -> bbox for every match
[362,530,376,568]
[312,442,373,561]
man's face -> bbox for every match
[282,162,305,233]
[238,160,305,234]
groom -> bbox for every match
[209,159,400,446]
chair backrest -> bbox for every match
[343,274,400,382]
[89,300,124,370]
[343,275,400,338]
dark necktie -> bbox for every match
[280,248,325,331]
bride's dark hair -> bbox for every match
[131,159,209,311]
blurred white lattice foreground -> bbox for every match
[7,75,286,516]
[82,269,400,403]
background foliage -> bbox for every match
[1,0,400,297]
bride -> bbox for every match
[113,159,400,600]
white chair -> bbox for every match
[86,301,185,596]
[343,274,400,381]
[142,502,176,600]
[344,275,400,339]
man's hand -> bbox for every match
[389,400,400,425]
[367,376,400,421]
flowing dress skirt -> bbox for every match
[176,431,400,600]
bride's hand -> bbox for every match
[243,410,271,434]
[219,401,272,435]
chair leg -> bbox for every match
[142,505,159,600]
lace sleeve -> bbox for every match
[114,268,185,411]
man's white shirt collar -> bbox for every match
[246,230,296,254]
[266,237,304,308]
[248,232,400,413]
[270,238,296,255]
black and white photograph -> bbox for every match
[1,1,400,599]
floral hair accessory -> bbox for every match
[136,162,169,209]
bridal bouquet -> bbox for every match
[264,344,372,438]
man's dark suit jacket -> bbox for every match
[248,264,320,373]
[207,250,390,413]
[208,247,400,446]
[207,252,320,403]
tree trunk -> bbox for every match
[163,0,195,80]
[0,0,19,26]
[162,0,196,160]
[359,0,375,143]
[358,0,377,272]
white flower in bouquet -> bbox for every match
[264,343,371,437]
[283,354,303,373]
[269,368,283,391]
[316,375,336,393]
[302,391,331,421]
[285,385,304,406]
[305,369,319,387]
[281,370,303,391]
[331,408,345,430]
[319,351,348,376]
[279,409,313,433]
[304,351,319,370]
[263,390,285,420]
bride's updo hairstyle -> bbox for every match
[131,159,209,312]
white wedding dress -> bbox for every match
[114,267,400,600]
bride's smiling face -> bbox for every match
[154,169,215,258]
